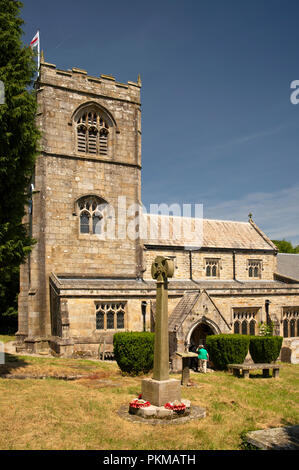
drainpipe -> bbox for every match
[189,250,193,281]
[265,299,271,327]
[141,301,147,332]
[233,250,236,280]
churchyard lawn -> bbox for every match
[0,345,298,450]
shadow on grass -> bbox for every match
[0,353,29,376]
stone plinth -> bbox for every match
[141,378,181,407]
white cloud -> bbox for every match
[204,184,299,245]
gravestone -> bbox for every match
[141,256,181,406]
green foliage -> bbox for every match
[113,332,155,375]
[249,336,283,363]
[272,239,299,253]
[258,321,274,336]
[0,0,40,329]
[206,334,250,370]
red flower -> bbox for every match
[129,399,151,409]
[164,402,186,411]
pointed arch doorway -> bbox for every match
[189,321,216,348]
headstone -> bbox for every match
[141,256,181,406]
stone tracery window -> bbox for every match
[205,259,220,277]
[76,109,110,156]
[282,307,299,337]
[248,259,262,278]
[95,303,126,330]
[77,196,106,235]
[233,308,259,335]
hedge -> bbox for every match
[206,334,250,370]
[249,336,283,363]
[113,332,155,375]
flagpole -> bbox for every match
[37,29,40,76]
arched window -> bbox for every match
[283,319,289,338]
[80,211,90,234]
[95,302,126,331]
[106,310,114,329]
[96,310,105,330]
[290,319,296,337]
[249,320,255,336]
[117,310,125,329]
[75,109,111,156]
[234,321,240,334]
[241,320,248,335]
[77,195,107,235]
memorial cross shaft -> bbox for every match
[151,256,174,381]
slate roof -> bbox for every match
[168,292,200,331]
[142,214,276,251]
[276,253,299,281]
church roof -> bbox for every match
[142,214,276,251]
[276,253,299,281]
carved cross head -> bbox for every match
[151,256,174,282]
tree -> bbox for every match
[0,0,39,332]
[272,239,299,254]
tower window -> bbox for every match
[76,110,110,156]
[77,196,106,235]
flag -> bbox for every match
[30,30,40,73]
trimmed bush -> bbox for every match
[113,332,155,375]
[249,336,283,363]
[206,334,250,370]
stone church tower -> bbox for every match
[17,57,143,353]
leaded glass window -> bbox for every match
[95,302,126,330]
[77,196,106,235]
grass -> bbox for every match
[0,350,298,450]
[0,334,15,343]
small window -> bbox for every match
[117,311,125,329]
[96,310,104,330]
[234,321,240,334]
[205,259,220,278]
[95,302,126,330]
[233,308,258,335]
[241,320,248,335]
[249,320,255,335]
[248,260,262,278]
[80,211,90,234]
[77,196,106,235]
[282,307,299,337]
[107,310,114,329]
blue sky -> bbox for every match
[21,0,299,244]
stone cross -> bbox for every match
[141,255,181,407]
[151,256,174,381]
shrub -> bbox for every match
[249,336,283,363]
[206,334,250,370]
[113,332,155,375]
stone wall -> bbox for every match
[144,248,276,281]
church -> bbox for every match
[16,56,299,367]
